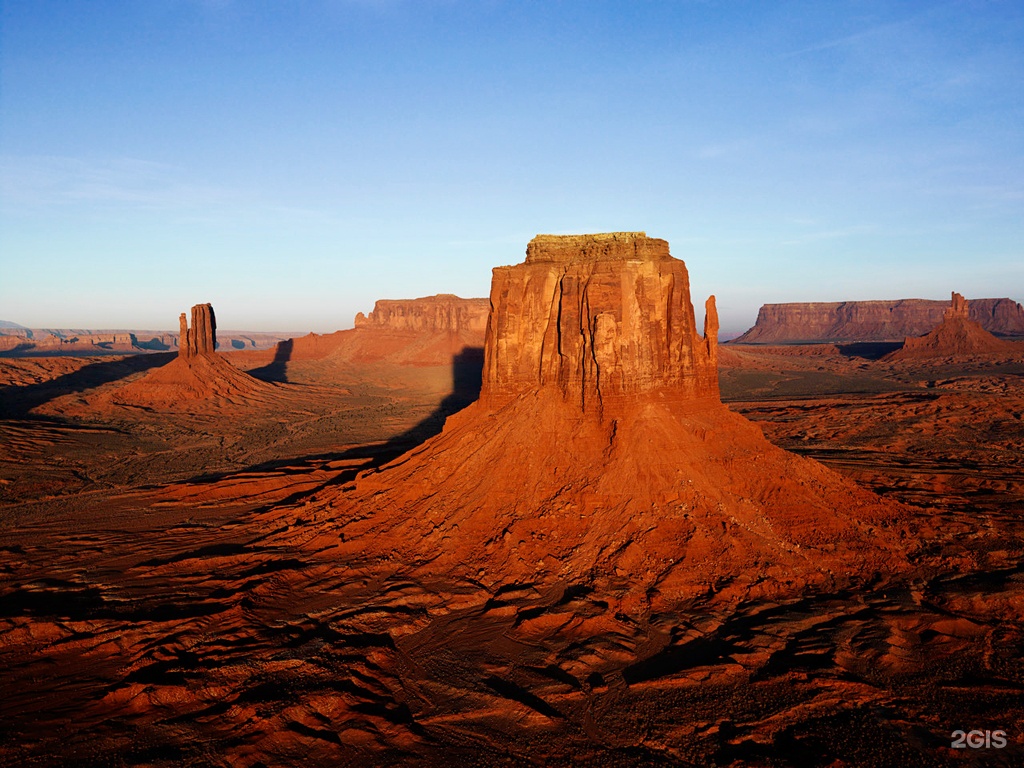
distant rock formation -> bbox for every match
[354,295,489,334]
[299,233,912,606]
[179,303,217,359]
[0,319,287,357]
[247,295,489,372]
[734,297,1024,343]
[886,292,1020,361]
[97,304,273,409]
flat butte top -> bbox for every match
[525,232,672,264]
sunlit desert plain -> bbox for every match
[2,234,1023,767]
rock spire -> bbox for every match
[179,303,217,359]
[945,291,968,320]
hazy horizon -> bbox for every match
[2,1,1022,335]
[2,288,1024,340]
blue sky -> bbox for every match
[2,0,1022,334]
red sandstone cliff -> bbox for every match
[734,297,1024,343]
[482,233,718,411]
[886,292,1020,361]
[287,233,913,606]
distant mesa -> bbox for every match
[298,233,913,606]
[886,292,1020,362]
[247,295,490,373]
[0,328,155,355]
[0,309,287,356]
[354,294,489,335]
[734,297,1024,343]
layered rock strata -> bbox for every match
[735,297,1024,343]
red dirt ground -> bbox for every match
[1,340,1022,766]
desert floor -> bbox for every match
[1,344,1022,767]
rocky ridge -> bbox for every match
[354,294,489,334]
[244,295,489,372]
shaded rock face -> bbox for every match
[353,295,488,334]
[735,297,1024,342]
[482,232,718,411]
[178,304,217,359]
[887,292,1019,361]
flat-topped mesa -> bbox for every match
[353,295,489,334]
[483,233,718,411]
[178,303,217,359]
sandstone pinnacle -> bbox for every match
[179,303,217,359]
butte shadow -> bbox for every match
[281,233,921,608]
[0,353,175,419]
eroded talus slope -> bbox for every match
[284,232,916,605]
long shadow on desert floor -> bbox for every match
[179,346,484,497]
[0,352,175,418]
[248,338,294,383]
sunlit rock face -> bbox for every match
[482,232,718,412]
[353,295,489,334]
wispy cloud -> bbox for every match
[0,155,245,212]
[779,17,913,60]
[780,224,879,246]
